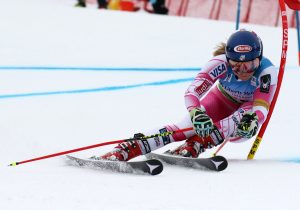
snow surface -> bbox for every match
[0,0,300,210]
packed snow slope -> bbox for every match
[0,0,299,210]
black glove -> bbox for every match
[236,112,259,139]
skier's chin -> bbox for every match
[238,76,252,81]
[234,72,254,81]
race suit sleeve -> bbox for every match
[184,55,228,111]
[252,66,278,124]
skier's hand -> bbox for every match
[236,111,258,139]
[190,107,214,137]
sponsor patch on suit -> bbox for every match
[209,63,226,80]
[260,74,271,93]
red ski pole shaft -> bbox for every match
[212,136,241,156]
[212,138,229,157]
[9,127,193,166]
[8,140,125,166]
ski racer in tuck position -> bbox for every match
[100,29,278,161]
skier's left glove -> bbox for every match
[236,111,259,139]
[190,107,214,137]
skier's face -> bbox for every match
[229,58,260,81]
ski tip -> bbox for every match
[145,159,163,175]
[66,155,78,160]
[210,156,228,171]
[65,155,74,161]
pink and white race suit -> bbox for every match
[137,54,278,155]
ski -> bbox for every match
[146,151,228,172]
[66,155,163,175]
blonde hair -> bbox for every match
[213,42,226,56]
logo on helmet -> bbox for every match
[239,55,246,61]
[234,45,252,53]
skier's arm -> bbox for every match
[184,57,227,111]
[252,66,278,124]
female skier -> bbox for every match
[100,29,278,161]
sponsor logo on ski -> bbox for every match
[146,162,161,174]
[210,159,224,170]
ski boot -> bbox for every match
[99,133,148,161]
[168,134,222,158]
[99,140,143,161]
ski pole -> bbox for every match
[8,127,193,166]
[212,136,240,156]
[212,138,229,157]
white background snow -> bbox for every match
[0,0,300,209]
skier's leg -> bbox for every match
[99,116,195,161]
[100,106,250,161]
[169,85,242,157]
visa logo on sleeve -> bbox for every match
[209,63,226,79]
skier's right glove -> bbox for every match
[190,107,214,137]
[236,111,259,139]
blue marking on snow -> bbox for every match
[0,66,200,72]
[284,158,300,163]
[0,78,193,99]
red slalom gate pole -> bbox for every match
[9,127,193,166]
[247,0,288,160]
